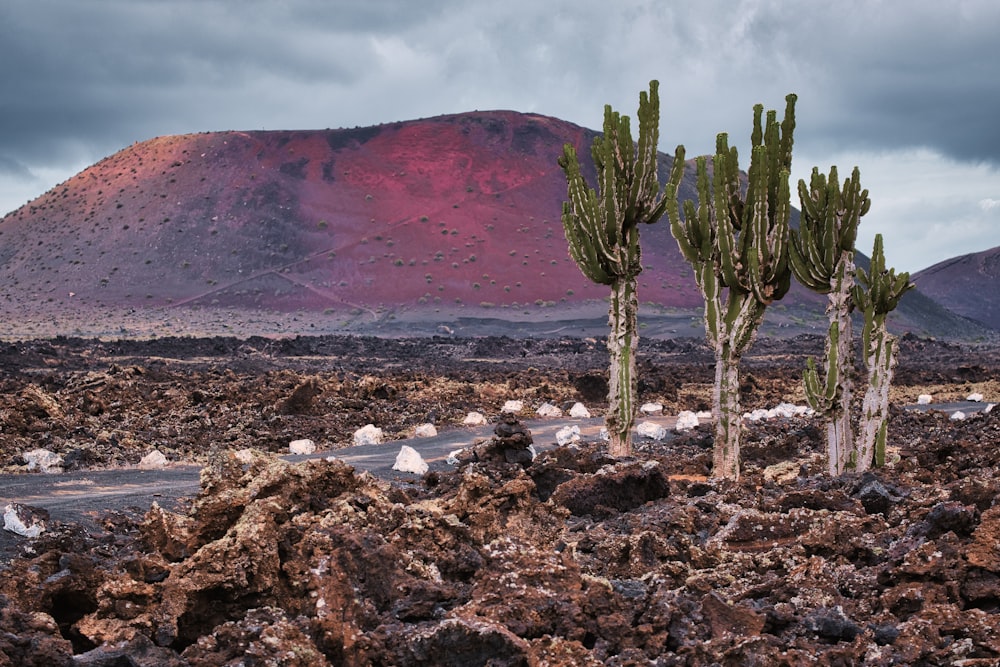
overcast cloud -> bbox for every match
[1,0,998,272]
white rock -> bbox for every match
[288,439,316,455]
[743,403,812,422]
[696,410,713,421]
[446,449,464,465]
[353,424,384,446]
[501,400,523,414]
[950,411,967,421]
[23,449,63,474]
[675,410,700,431]
[569,402,591,418]
[986,404,996,414]
[640,402,663,415]
[967,392,984,402]
[917,394,933,405]
[138,450,168,469]
[392,445,428,475]
[462,412,487,426]
[771,402,812,418]
[599,427,609,441]
[555,425,581,446]
[3,503,45,538]
[742,408,771,423]
[536,402,562,418]
[636,421,667,440]
[414,423,438,438]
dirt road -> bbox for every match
[1,414,679,559]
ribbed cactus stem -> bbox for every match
[854,234,914,471]
[667,94,796,480]
[558,81,670,457]
[790,165,870,475]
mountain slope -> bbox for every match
[913,246,1000,330]
[0,111,986,339]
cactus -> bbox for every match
[666,94,797,479]
[790,166,870,475]
[853,234,914,470]
[558,80,677,457]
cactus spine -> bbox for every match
[558,80,675,457]
[790,166,870,475]
[854,234,914,470]
[667,94,797,480]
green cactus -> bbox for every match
[666,94,797,480]
[790,166,870,475]
[558,80,677,457]
[853,234,914,470]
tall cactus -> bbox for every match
[789,166,870,475]
[558,80,677,457]
[853,234,914,470]
[666,94,797,479]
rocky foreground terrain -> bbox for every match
[1,333,999,665]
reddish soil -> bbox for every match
[1,333,999,665]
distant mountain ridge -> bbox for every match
[913,247,1000,330]
[0,110,990,340]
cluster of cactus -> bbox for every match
[559,85,910,477]
[666,95,797,480]
[558,80,678,456]
[790,166,912,474]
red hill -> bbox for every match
[0,111,985,339]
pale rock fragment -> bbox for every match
[463,412,487,426]
[501,400,523,414]
[640,402,663,415]
[353,424,384,446]
[536,403,562,418]
[392,445,428,475]
[637,421,667,441]
[414,423,438,438]
[675,410,700,431]
[138,449,169,469]
[950,411,967,421]
[967,392,984,402]
[23,449,63,474]
[918,394,933,405]
[569,402,591,418]
[288,439,316,455]
[3,503,46,538]
[555,425,581,446]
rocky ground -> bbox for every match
[1,333,999,665]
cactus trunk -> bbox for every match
[713,344,742,479]
[825,264,855,475]
[605,273,638,456]
[857,311,898,471]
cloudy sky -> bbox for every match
[2,0,998,273]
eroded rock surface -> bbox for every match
[0,334,999,664]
